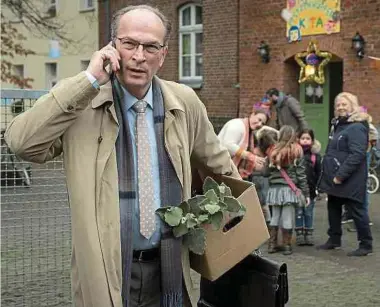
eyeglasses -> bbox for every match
[116,37,165,54]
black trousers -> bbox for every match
[327,195,373,250]
[130,259,161,307]
[129,259,192,307]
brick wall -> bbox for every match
[98,0,380,124]
[239,0,380,123]
[201,0,239,117]
[98,0,239,122]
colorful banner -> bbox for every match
[286,0,341,40]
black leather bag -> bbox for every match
[198,254,289,307]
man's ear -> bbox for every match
[159,47,168,68]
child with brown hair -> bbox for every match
[295,128,322,246]
[266,125,310,255]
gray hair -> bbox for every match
[111,5,172,45]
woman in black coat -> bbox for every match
[318,92,373,256]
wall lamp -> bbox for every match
[352,32,365,59]
[257,41,270,63]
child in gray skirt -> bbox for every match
[250,126,279,226]
[266,126,310,255]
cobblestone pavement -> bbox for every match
[1,163,379,306]
[191,193,380,307]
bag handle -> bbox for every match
[279,168,300,196]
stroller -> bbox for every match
[1,131,31,187]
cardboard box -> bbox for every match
[190,175,269,281]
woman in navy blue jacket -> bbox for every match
[318,92,373,256]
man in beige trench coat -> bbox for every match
[5,4,240,307]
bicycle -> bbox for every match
[368,146,380,194]
[367,169,379,194]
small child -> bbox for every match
[250,126,279,225]
[295,129,322,246]
[266,125,310,255]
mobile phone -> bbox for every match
[110,40,117,80]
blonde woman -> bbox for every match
[318,92,373,256]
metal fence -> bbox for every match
[1,89,72,306]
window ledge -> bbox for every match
[79,7,95,13]
[179,78,203,89]
[9,19,22,24]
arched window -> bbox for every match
[179,4,203,86]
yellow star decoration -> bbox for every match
[294,39,332,84]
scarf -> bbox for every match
[301,144,312,153]
[275,91,286,108]
[112,76,183,307]
[232,118,255,178]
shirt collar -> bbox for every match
[122,83,153,111]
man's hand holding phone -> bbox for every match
[86,42,121,86]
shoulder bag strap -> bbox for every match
[279,168,300,196]
[311,153,316,167]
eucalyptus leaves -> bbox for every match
[156,177,246,255]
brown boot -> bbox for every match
[282,229,293,255]
[276,228,286,252]
[268,226,279,253]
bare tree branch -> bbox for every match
[1,0,77,87]
[3,0,75,44]
[1,13,35,88]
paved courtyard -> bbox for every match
[1,163,379,306]
[192,193,380,307]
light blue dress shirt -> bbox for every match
[121,85,162,250]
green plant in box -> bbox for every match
[156,177,246,255]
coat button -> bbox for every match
[67,105,74,111]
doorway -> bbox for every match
[328,62,344,123]
[299,61,343,153]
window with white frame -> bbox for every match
[45,63,57,89]
[46,0,57,17]
[13,64,24,88]
[13,65,24,79]
[179,4,203,84]
[80,0,95,11]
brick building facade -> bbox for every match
[98,0,380,138]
